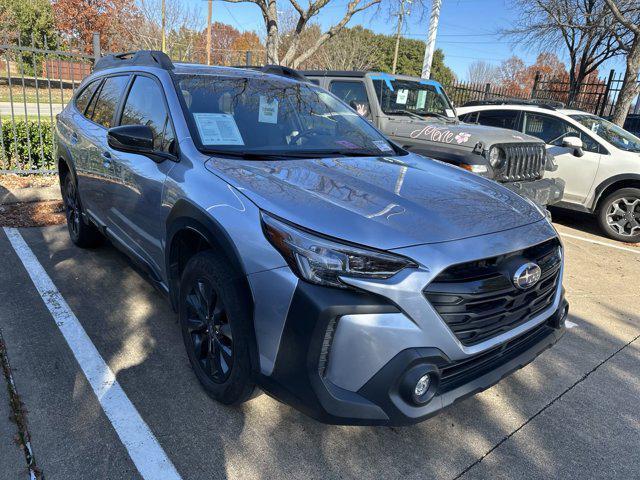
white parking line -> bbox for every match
[559,232,640,255]
[3,227,182,480]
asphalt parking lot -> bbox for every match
[0,216,638,480]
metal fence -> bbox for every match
[0,32,261,174]
[444,69,637,118]
[0,34,95,174]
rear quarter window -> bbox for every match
[74,80,101,116]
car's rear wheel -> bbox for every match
[597,188,640,243]
[62,174,103,248]
[179,251,255,405]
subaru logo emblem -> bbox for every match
[513,262,542,290]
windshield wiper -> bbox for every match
[419,111,457,122]
[386,109,425,121]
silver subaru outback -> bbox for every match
[54,51,568,426]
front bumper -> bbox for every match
[257,279,568,426]
[503,177,565,206]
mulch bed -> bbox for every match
[0,200,65,227]
[0,174,58,190]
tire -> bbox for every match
[179,250,255,405]
[597,187,640,243]
[62,173,104,248]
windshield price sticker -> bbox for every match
[193,113,244,145]
[416,90,427,110]
[396,89,409,105]
[374,140,393,152]
[445,109,455,118]
[259,96,279,124]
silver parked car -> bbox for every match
[54,51,568,425]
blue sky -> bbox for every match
[186,0,626,80]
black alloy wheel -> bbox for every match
[64,175,81,238]
[62,174,103,248]
[185,278,234,383]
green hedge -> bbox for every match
[0,120,54,170]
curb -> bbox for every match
[0,186,61,205]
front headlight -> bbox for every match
[488,146,505,168]
[261,212,416,288]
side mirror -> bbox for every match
[107,125,176,162]
[108,125,154,153]
[562,136,584,157]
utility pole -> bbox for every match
[392,0,411,74]
[421,0,442,79]
[161,0,166,53]
[206,0,213,65]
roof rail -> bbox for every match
[94,50,174,72]
[462,98,565,110]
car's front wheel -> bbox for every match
[597,188,640,243]
[179,251,255,405]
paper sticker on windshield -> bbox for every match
[396,89,409,105]
[259,96,279,124]
[193,113,244,145]
[374,140,393,152]
[445,109,455,117]
[416,91,427,110]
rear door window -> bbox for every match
[329,80,371,118]
[523,112,600,153]
[476,110,520,130]
[90,75,130,128]
[120,75,175,152]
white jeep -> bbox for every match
[457,101,640,243]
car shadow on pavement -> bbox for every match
[16,225,640,480]
[549,207,604,237]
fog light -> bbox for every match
[400,364,440,406]
[414,374,431,397]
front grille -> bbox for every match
[494,143,546,182]
[438,321,554,393]
[424,239,561,346]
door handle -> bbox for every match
[101,151,112,168]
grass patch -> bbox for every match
[0,84,73,104]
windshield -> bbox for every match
[569,114,640,153]
[176,75,398,157]
[372,78,456,120]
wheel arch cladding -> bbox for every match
[165,200,261,372]
[56,140,78,185]
[593,174,640,211]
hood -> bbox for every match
[205,153,544,250]
[389,120,543,150]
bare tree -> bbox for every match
[222,0,381,67]
[133,0,203,52]
[604,0,640,126]
[502,0,623,106]
[467,60,500,85]
[313,26,380,70]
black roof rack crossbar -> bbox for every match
[94,50,174,72]
[462,98,565,110]
[260,65,309,82]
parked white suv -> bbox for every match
[457,101,640,242]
